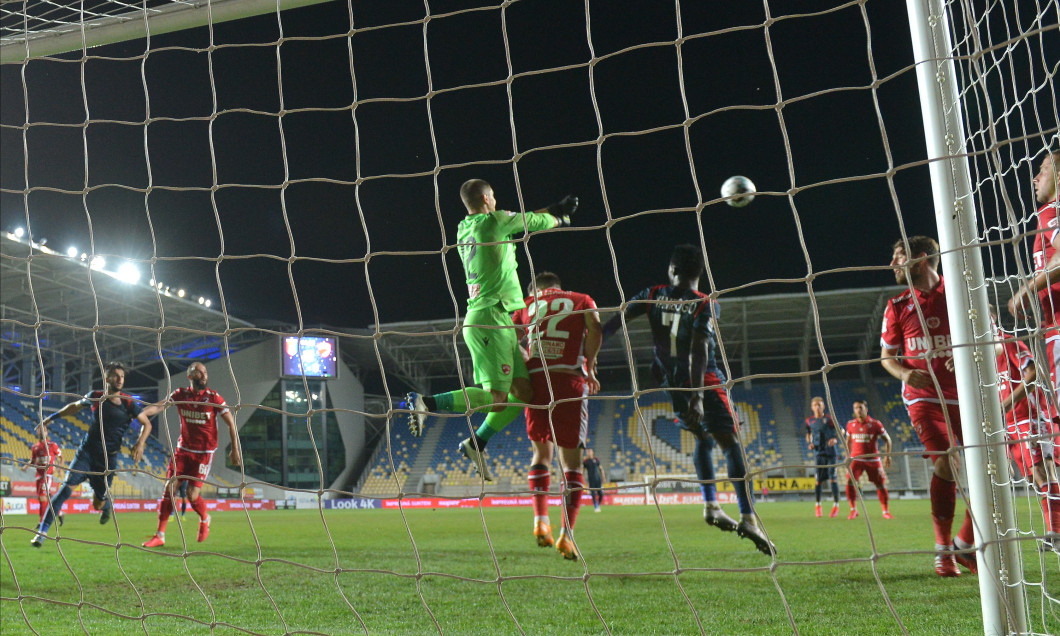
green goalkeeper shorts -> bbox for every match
[463,304,528,393]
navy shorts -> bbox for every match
[64,447,116,499]
[667,385,738,438]
[814,453,838,482]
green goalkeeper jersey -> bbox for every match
[457,209,557,312]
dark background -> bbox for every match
[1,0,1053,329]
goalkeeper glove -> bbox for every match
[547,195,579,226]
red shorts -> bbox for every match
[525,372,588,449]
[1006,418,1059,477]
[167,448,215,488]
[848,459,886,486]
[906,401,963,456]
[35,475,53,498]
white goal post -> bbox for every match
[905,1,1027,632]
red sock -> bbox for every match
[930,474,957,546]
[189,494,208,520]
[956,510,974,545]
[876,484,889,511]
[529,465,550,519]
[38,501,47,524]
[157,495,173,533]
[1042,482,1060,533]
[563,470,584,531]
[845,480,857,508]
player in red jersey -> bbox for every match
[30,425,63,526]
[1009,147,1060,405]
[880,236,976,577]
[140,362,242,547]
[511,272,601,561]
[990,306,1060,547]
[843,400,893,520]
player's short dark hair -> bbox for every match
[460,179,492,209]
[853,399,868,408]
[529,271,562,296]
[892,236,940,269]
[670,244,704,280]
[103,361,125,377]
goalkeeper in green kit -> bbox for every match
[404,179,578,481]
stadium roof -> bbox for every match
[1,233,265,386]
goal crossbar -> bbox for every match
[0,0,335,64]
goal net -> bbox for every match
[1,0,1058,633]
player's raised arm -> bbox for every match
[602,289,650,340]
[41,400,84,430]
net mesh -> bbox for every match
[1,0,1059,633]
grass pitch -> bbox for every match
[2,499,1058,635]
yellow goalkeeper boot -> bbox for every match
[555,528,579,561]
[534,520,554,548]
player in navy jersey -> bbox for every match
[31,361,154,547]
[603,244,775,555]
[805,396,841,518]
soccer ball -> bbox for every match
[720,176,756,208]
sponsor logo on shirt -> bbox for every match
[904,334,953,355]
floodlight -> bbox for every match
[116,262,140,284]
[13,227,24,238]
[90,255,106,270]
[67,247,78,257]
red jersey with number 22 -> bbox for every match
[881,276,958,405]
[170,387,229,453]
[512,287,597,376]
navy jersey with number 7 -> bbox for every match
[623,285,725,388]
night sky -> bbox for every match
[0,1,1052,330]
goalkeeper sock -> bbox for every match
[563,470,584,530]
[529,464,550,519]
[930,474,957,546]
[814,483,822,503]
[433,388,493,412]
[475,402,522,443]
[692,437,718,503]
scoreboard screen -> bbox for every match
[281,336,339,379]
